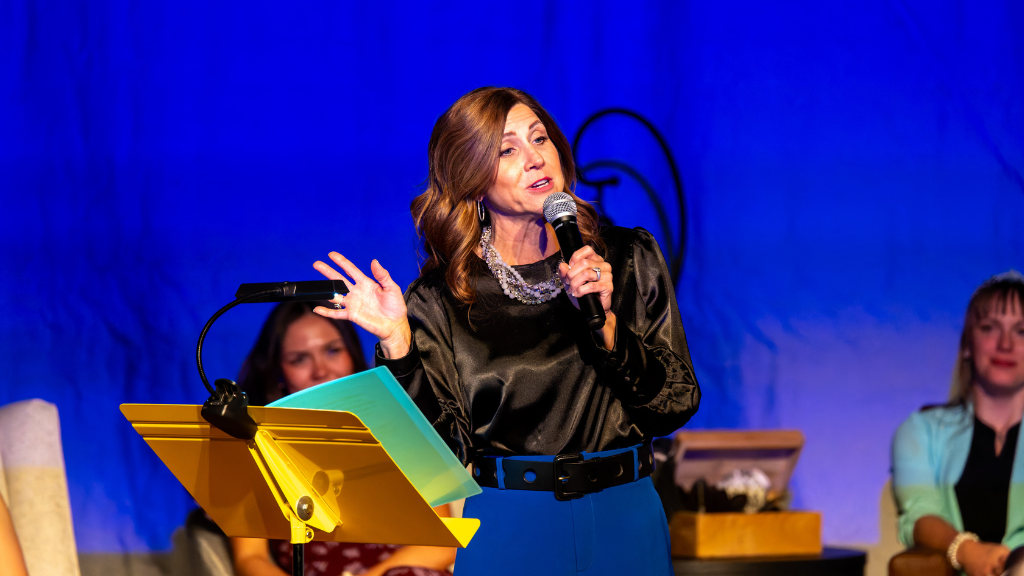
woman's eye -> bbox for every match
[326,345,345,357]
[286,355,308,366]
[977,323,994,332]
[500,147,514,157]
[533,136,548,145]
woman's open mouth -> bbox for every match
[529,178,553,190]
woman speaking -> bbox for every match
[312,87,700,575]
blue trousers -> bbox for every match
[455,449,674,576]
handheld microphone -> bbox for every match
[543,192,606,330]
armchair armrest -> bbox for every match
[888,547,955,576]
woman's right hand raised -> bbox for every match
[312,252,412,359]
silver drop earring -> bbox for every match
[477,200,487,223]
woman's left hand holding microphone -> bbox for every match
[558,245,617,350]
[312,252,412,359]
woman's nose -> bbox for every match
[524,144,544,169]
[997,328,1013,351]
[310,356,327,380]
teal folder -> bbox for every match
[267,366,481,508]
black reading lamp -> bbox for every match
[196,280,349,440]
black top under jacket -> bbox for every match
[377,226,701,465]
[955,417,1020,543]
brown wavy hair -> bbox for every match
[411,87,604,305]
[948,274,1024,405]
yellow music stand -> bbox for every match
[121,403,479,575]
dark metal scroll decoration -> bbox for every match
[571,109,688,284]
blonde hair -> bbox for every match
[948,274,1024,404]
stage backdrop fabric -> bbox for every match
[1,0,1022,553]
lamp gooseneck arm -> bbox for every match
[196,289,280,396]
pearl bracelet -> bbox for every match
[947,531,979,570]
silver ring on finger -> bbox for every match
[592,267,601,282]
[334,293,345,309]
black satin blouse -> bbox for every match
[377,226,700,465]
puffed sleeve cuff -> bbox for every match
[374,340,422,378]
[592,321,668,406]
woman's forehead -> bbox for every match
[284,314,342,343]
[504,104,542,132]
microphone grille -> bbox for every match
[543,192,577,223]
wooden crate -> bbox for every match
[670,510,822,558]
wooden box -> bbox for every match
[668,429,822,558]
[670,511,822,557]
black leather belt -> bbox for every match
[471,444,654,501]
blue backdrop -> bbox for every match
[1,0,1022,553]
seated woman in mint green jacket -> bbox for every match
[893,271,1024,576]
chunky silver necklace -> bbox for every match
[479,226,563,304]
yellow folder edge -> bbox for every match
[441,517,481,548]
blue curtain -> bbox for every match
[1,0,1021,552]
